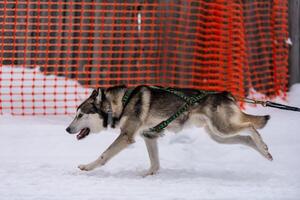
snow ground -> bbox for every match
[1,86,300,200]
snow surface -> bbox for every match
[1,99,300,200]
[0,67,300,199]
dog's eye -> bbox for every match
[78,113,83,118]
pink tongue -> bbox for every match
[76,128,90,140]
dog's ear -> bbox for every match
[95,87,103,103]
[90,89,98,100]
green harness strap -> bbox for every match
[121,86,218,135]
[122,89,133,106]
[147,88,218,134]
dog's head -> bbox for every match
[66,88,105,140]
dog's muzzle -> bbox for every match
[66,126,90,140]
[66,127,72,133]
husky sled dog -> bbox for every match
[66,85,272,176]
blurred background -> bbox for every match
[0,0,297,115]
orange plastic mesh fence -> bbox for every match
[0,1,289,115]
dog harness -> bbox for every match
[121,86,219,137]
[120,86,300,138]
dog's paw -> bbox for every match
[261,149,273,161]
[141,167,159,177]
[266,152,273,161]
[78,164,94,171]
[141,171,157,178]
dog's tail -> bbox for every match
[243,114,270,129]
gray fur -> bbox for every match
[66,85,272,176]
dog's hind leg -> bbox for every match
[202,99,273,161]
[206,122,273,161]
[143,137,160,177]
[78,131,135,171]
[209,133,256,149]
[208,133,270,157]
[247,125,273,160]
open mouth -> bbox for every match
[76,128,90,140]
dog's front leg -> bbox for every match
[78,132,135,171]
[143,137,160,177]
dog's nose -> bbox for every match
[66,127,71,133]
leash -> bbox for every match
[238,97,300,112]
